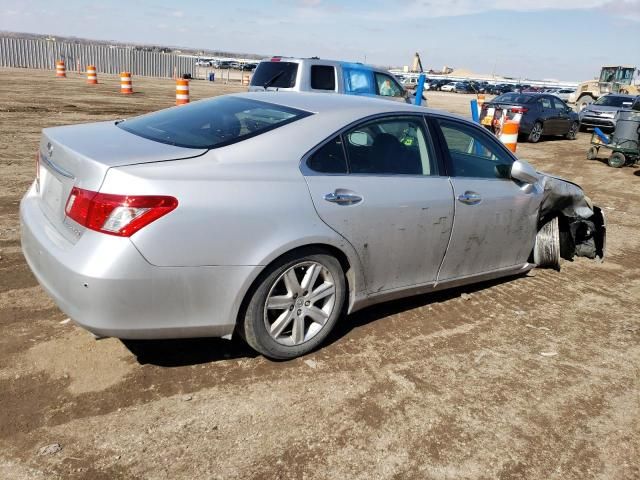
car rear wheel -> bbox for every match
[528,122,543,143]
[608,152,626,168]
[566,122,579,140]
[533,217,560,270]
[241,249,346,360]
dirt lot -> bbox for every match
[0,68,639,480]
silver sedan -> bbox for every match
[20,92,605,359]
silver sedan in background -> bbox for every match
[21,93,605,359]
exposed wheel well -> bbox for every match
[235,244,354,332]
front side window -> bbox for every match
[118,97,311,149]
[551,97,568,110]
[375,73,404,97]
[311,65,336,91]
[307,136,347,174]
[437,119,513,179]
[343,117,435,175]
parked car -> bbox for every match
[550,89,577,101]
[428,79,449,91]
[248,57,418,104]
[440,82,458,92]
[21,92,605,359]
[480,92,580,142]
[578,93,638,132]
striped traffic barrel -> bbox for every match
[120,72,133,94]
[176,79,189,105]
[499,120,520,152]
[86,65,98,84]
[55,60,66,78]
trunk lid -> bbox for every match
[36,121,206,243]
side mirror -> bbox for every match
[511,159,539,184]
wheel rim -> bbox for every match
[568,122,578,138]
[264,261,336,346]
[531,124,542,141]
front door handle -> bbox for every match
[324,191,363,205]
[457,191,482,205]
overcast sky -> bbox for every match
[2,0,639,81]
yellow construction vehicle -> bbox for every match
[570,65,639,111]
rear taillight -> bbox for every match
[510,107,529,114]
[65,187,178,237]
[270,56,281,62]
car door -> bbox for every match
[302,115,454,293]
[431,117,544,281]
[551,96,572,134]
[538,96,559,134]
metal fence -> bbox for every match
[0,36,195,78]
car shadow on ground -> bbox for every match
[121,274,526,367]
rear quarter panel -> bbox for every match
[99,123,365,286]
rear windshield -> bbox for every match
[250,61,298,89]
[118,96,311,149]
[493,93,534,104]
[594,95,634,107]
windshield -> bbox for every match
[594,95,634,107]
[118,96,311,149]
[250,61,298,89]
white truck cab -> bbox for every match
[248,57,420,105]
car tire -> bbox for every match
[586,146,599,160]
[533,217,560,270]
[241,249,346,360]
[608,152,626,168]
[577,95,594,112]
[528,122,543,143]
[565,121,579,140]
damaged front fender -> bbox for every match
[537,174,606,264]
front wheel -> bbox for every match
[241,250,346,360]
[586,146,599,160]
[533,217,560,270]
[566,121,579,140]
[528,122,543,143]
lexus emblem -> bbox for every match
[47,142,54,157]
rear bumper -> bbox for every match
[20,184,256,339]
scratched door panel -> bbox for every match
[304,175,454,293]
[437,177,543,281]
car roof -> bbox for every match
[257,57,389,74]
[229,91,454,116]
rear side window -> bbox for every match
[311,65,336,91]
[250,61,298,88]
[343,68,374,95]
[118,97,311,149]
[307,136,348,174]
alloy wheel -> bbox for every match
[263,261,337,346]
[530,123,542,142]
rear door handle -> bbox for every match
[457,191,482,205]
[324,191,363,205]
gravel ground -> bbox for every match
[0,68,638,480]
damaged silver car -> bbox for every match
[21,92,605,359]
